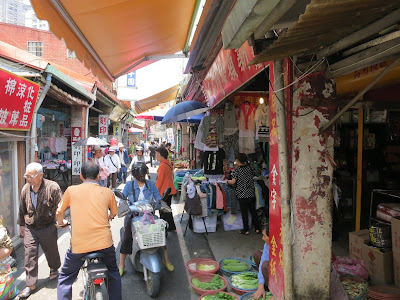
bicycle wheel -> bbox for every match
[94,283,109,300]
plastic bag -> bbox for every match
[141,211,155,225]
[329,269,348,300]
[333,256,369,280]
[0,264,18,300]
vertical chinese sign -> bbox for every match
[98,115,108,140]
[113,123,120,137]
[268,62,285,298]
[71,145,82,176]
[71,127,82,175]
[0,68,40,131]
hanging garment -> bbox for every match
[195,117,219,151]
[224,104,238,136]
[201,115,224,145]
[238,103,256,132]
[202,149,225,175]
[49,137,57,154]
[184,193,203,215]
[215,183,224,209]
[254,182,265,209]
[255,103,270,142]
[229,186,240,214]
[224,131,239,161]
[239,136,255,154]
[197,185,208,217]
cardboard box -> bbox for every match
[392,217,400,288]
[361,243,393,285]
[349,229,370,260]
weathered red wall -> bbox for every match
[0,22,93,77]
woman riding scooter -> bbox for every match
[118,162,174,276]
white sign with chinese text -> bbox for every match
[99,114,108,137]
[72,145,82,175]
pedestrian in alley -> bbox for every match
[117,143,129,184]
[155,147,177,231]
[148,141,157,167]
[165,143,174,162]
[105,146,121,189]
[93,146,109,187]
[56,163,121,300]
[252,224,270,299]
[227,153,261,235]
[17,162,62,298]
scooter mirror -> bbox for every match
[114,190,127,200]
[163,188,171,198]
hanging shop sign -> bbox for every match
[166,128,174,144]
[201,41,266,108]
[127,71,136,87]
[71,127,82,142]
[99,114,108,137]
[113,122,120,136]
[268,63,285,298]
[71,144,82,175]
[0,68,40,131]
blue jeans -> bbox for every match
[117,166,127,183]
[57,246,122,300]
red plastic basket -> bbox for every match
[230,285,256,296]
[190,273,228,295]
[199,290,239,300]
[186,258,220,275]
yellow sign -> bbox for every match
[113,123,120,136]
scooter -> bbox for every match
[114,188,171,298]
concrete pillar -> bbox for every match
[291,72,336,299]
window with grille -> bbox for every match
[27,41,43,57]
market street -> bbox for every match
[12,168,192,300]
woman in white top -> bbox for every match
[104,146,121,189]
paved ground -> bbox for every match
[12,160,348,299]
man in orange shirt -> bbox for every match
[155,147,177,231]
[56,163,121,300]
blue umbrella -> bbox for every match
[161,100,208,124]
[177,113,204,124]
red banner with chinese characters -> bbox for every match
[0,68,40,131]
[201,41,266,108]
[268,62,285,298]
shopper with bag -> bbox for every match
[118,163,174,276]
[117,143,129,184]
[155,147,177,231]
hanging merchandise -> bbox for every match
[201,114,224,148]
[255,103,270,142]
[223,102,239,161]
[238,102,256,154]
[194,117,218,151]
[202,149,225,176]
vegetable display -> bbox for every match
[222,259,249,272]
[198,264,216,271]
[250,291,273,299]
[231,272,258,290]
[341,277,368,299]
[201,292,236,300]
[192,275,225,290]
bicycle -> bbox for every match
[81,253,109,300]
[60,222,109,300]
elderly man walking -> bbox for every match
[17,162,62,298]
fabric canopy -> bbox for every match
[30,0,197,88]
[135,84,180,113]
[134,108,169,122]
